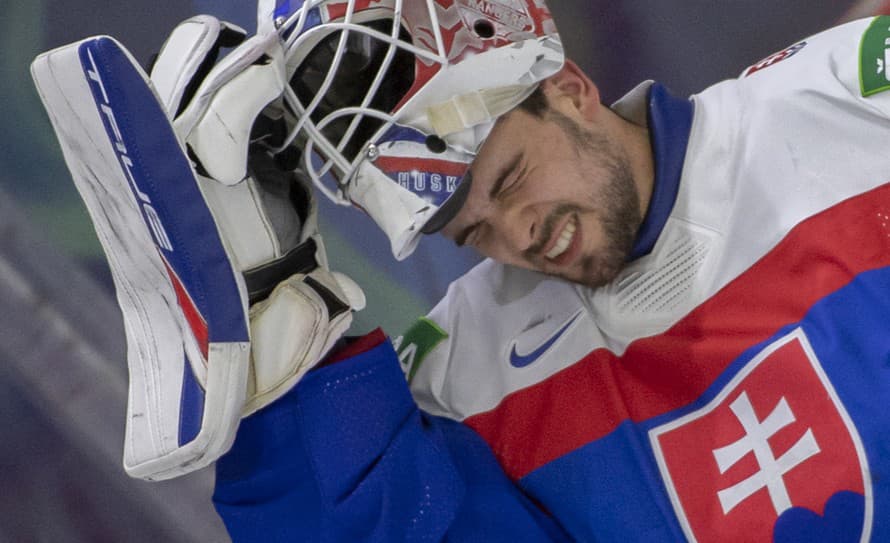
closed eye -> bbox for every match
[488,153,523,201]
[455,152,523,247]
[497,161,527,201]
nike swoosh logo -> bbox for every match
[509,312,582,368]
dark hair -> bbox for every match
[517,85,548,118]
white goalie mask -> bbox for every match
[258,0,564,259]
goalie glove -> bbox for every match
[246,269,365,416]
[149,18,366,417]
[31,13,362,480]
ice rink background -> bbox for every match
[0,1,874,540]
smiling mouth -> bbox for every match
[545,216,577,260]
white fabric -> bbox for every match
[197,175,282,271]
[244,269,365,416]
[408,17,890,420]
[151,15,246,115]
[150,16,288,271]
[172,31,281,145]
[187,58,286,185]
[426,85,531,137]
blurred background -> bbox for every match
[1,0,885,540]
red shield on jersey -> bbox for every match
[649,328,872,542]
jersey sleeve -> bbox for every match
[212,335,570,542]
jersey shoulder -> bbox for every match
[403,259,590,419]
[719,17,890,115]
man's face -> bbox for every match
[441,97,644,288]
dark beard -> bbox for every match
[581,156,640,287]
[525,111,642,288]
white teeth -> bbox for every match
[546,218,576,260]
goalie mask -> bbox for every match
[260,0,564,259]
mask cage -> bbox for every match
[273,0,450,205]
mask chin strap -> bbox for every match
[426,84,535,137]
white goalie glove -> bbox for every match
[246,268,364,414]
[31,12,363,480]
[149,16,366,418]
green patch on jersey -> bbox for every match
[860,16,890,97]
[393,317,448,382]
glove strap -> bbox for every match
[244,238,319,304]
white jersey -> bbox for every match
[400,17,890,541]
[410,17,890,419]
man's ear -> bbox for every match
[540,59,601,120]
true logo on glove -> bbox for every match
[84,47,174,252]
